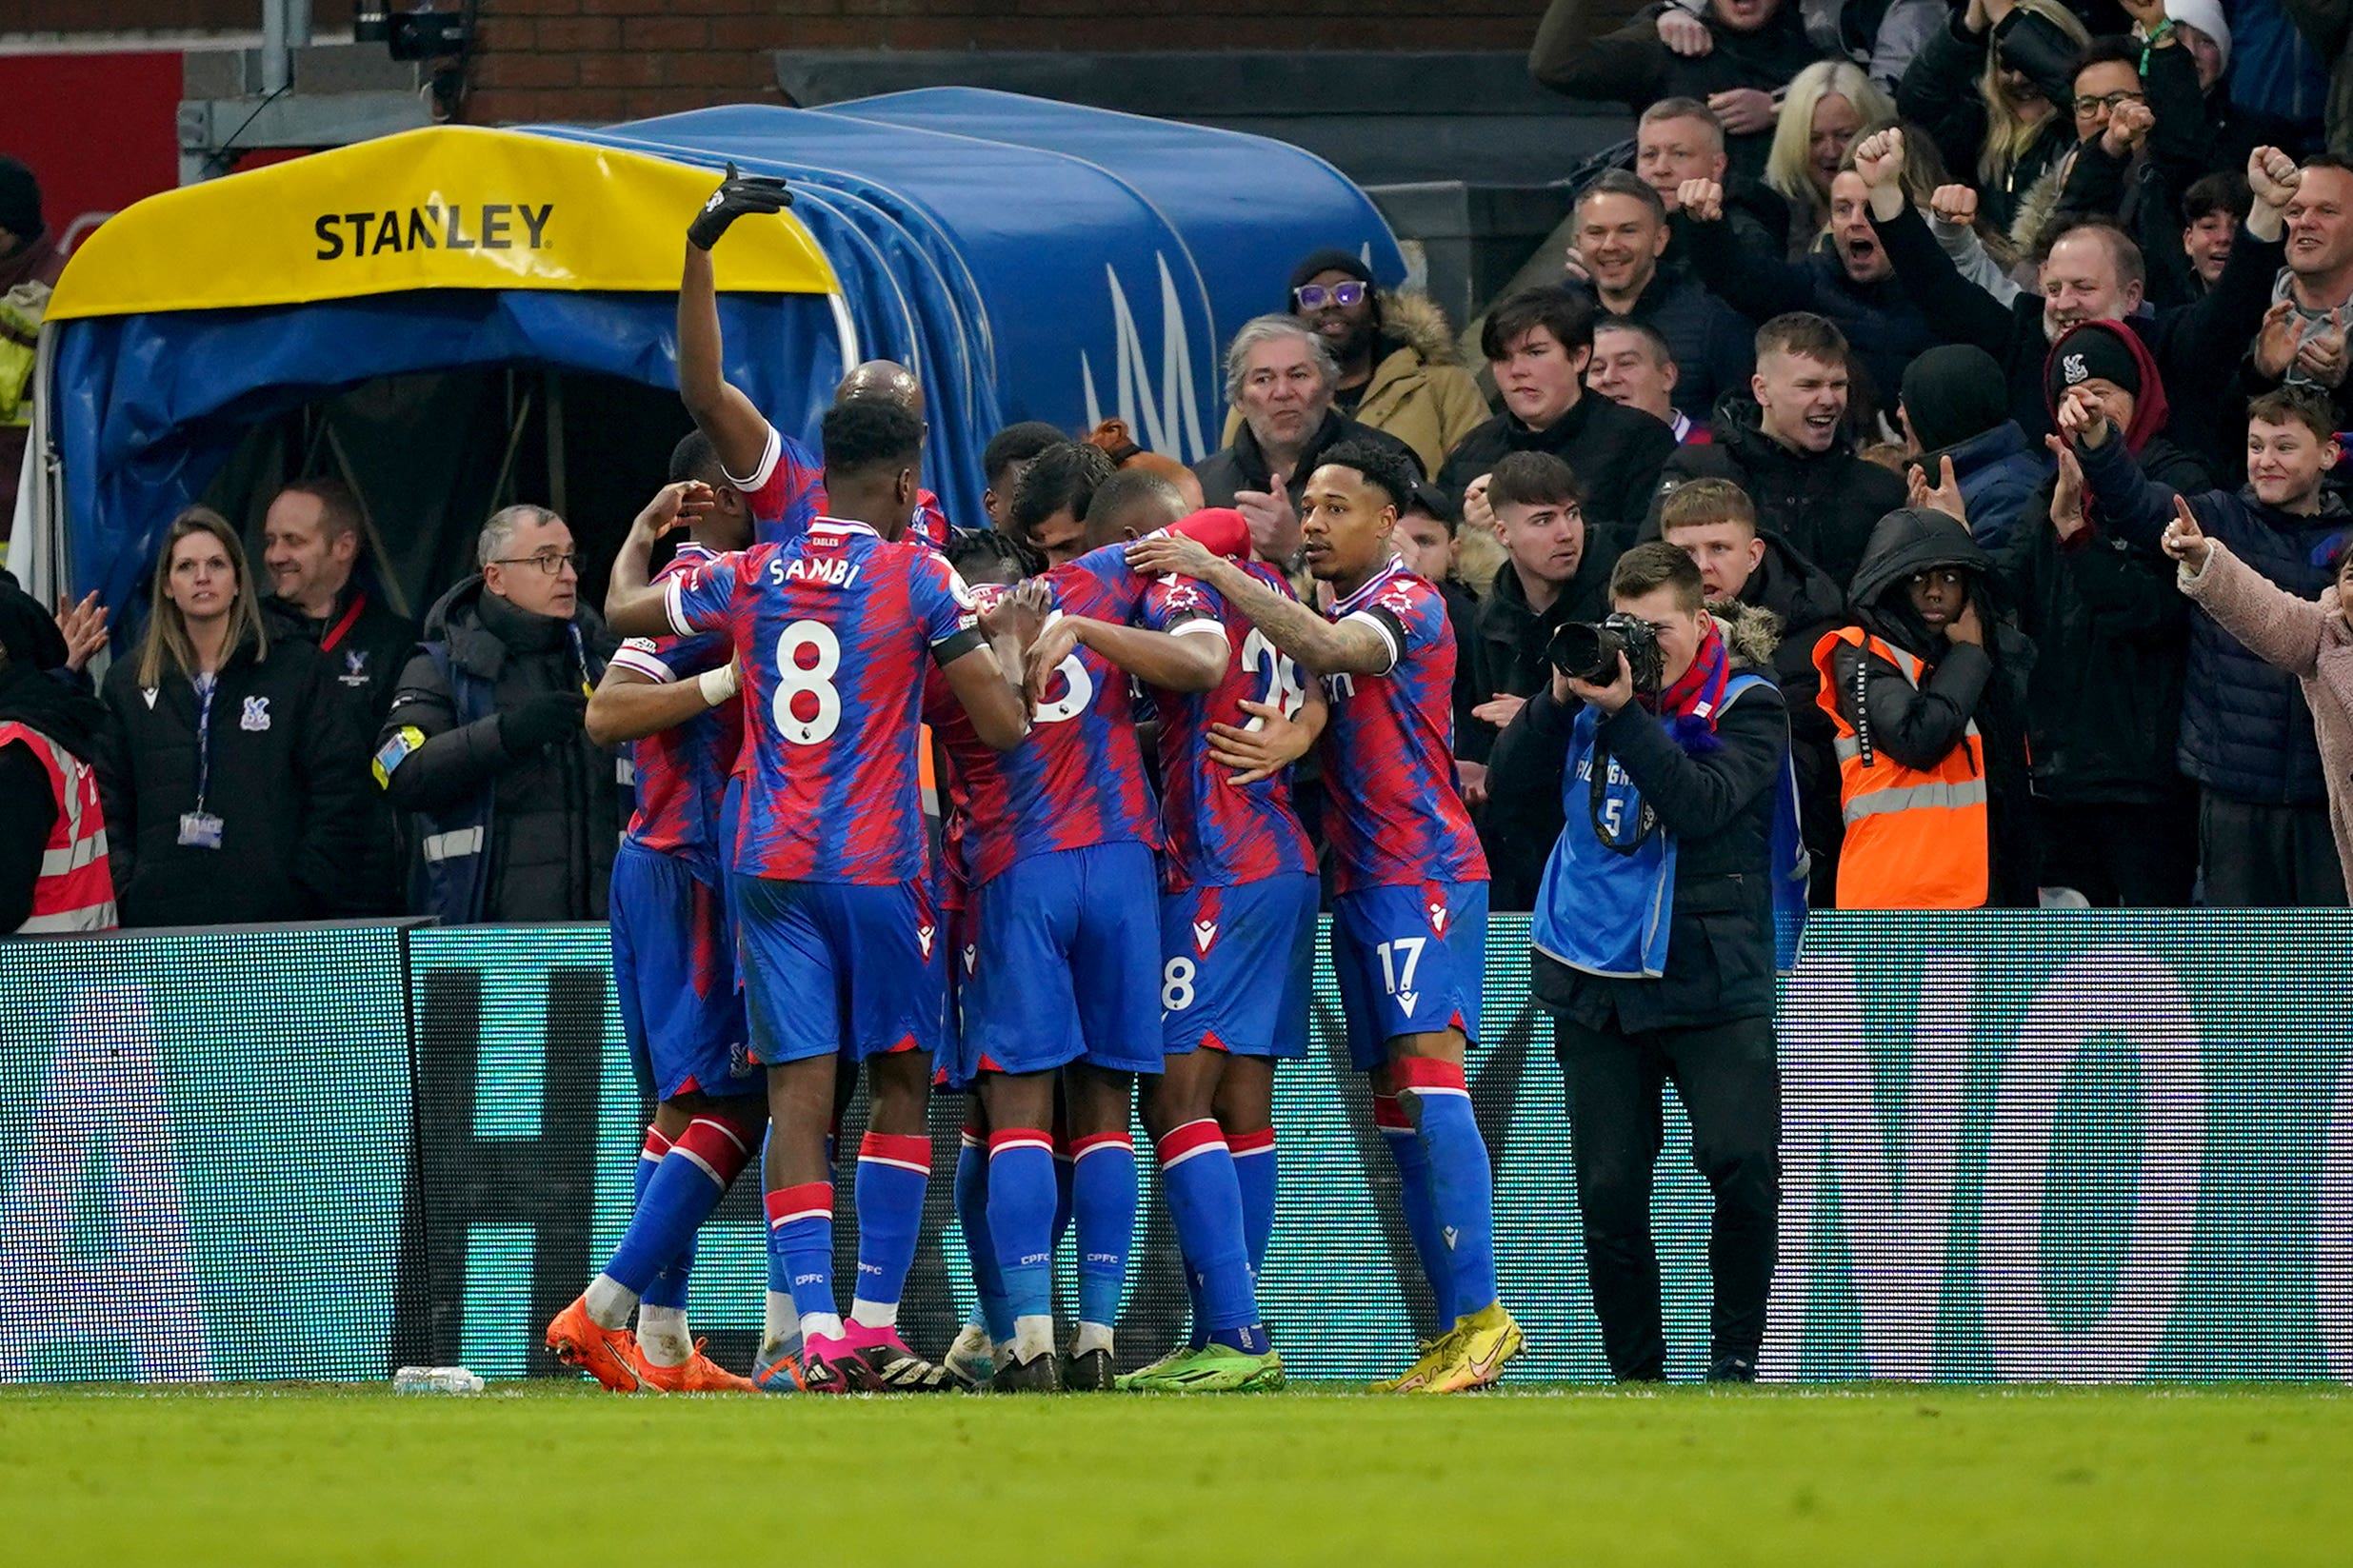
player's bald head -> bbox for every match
[835,360,925,420]
[1084,469,1187,549]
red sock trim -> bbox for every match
[859,1131,932,1170]
[1069,1130,1132,1161]
[675,1117,755,1185]
[1371,1093,1412,1132]
[1392,1057,1468,1093]
[764,1181,833,1226]
[641,1127,672,1160]
[1228,1127,1276,1156]
[987,1128,1053,1158]
[1156,1119,1226,1168]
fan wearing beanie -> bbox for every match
[1898,345,2049,550]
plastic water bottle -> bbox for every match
[393,1365,485,1394]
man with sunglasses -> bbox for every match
[375,503,628,923]
[1256,249,1488,479]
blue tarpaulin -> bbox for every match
[42,95,1404,608]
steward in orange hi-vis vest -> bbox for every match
[1810,625,1988,908]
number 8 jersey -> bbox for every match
[666,517,984,883]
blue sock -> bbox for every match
[954,1126,1015,1342]
[1070,1132,1137,1334]
[764,1181,838,1333]
[849,1132,930,1326]
[1378,1095,1457,1332]
[609,1118,748,1298]
[634,1127,695,1311]
[1157,1121,1266,1355]
[1398,1062,1498,1317]
[1229,1126,1276,1279]
[987,1132,1058,1328]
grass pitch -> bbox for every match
[4,1382,2346,1566]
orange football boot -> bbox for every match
[546,1295,647,1391]
[633,1338,757,1393]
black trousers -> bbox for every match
[2198,790,2347,907]
[2035,795,2199,907]
[1553,1013,1781,1381]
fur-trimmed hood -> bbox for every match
[1707,599,1785,672]
[1377,289,1465,368]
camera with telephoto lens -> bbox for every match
[1549,612,1665,694]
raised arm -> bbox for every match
[2062,387,2184,551]
[605,484,713,639]
[1125,534,1392,677]
[1854,128,2014,356]
[1681,180,1820,321]
[1531,0,1670,104]
[942,642,1030,751]
[679,164,795,481]
[2167,523,2336,679]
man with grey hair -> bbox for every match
[375,500,626,923]
[1193,313,1422,564]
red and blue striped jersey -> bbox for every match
[742,415,951,550]
[944,543,1161,888]
[1143,565,1315,892]
[667,519,983,883]
[612,542,743,875]
[731,421,826,546]
[1319,560,1488,894]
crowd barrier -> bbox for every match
[1,914,2347,1383]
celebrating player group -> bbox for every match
[542,168,1520,1397]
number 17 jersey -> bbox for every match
[666,517,984,883]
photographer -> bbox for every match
[1491,543,1805,1383]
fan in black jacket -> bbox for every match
[94,510,372,928]
[1852,125,2293,471]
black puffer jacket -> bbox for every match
[1531,0,1829,183]
[1733,534,1850,903]
[1999,440,2206,805]
[1512,605,1793,1032]
[1894,10,2076,238]
[95,635,373,927]
[1649,407,1908,588]
[1684,216,1943,409]
[1827,507,2040,907]
[1440,393,1680,538]
[378,578,625,923]
[2077,432,2353,806]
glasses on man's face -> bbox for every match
[1294,281,1367,311]
[2072,89,2144,116]
[494,551,579,576]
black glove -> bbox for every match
[501,691,588,756]
[688,160,793,251]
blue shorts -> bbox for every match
[1330,879,1490,1072]
[611,841,756,1101]
[958,841,1162,1079]
[733,874,947,1067]
[1160,874,1319,1059]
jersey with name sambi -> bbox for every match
[612,543,744,874]
[668,520,980,883]
[1319,560,1488,894]
[1144,565,1315,892]
[946,543,1162,888]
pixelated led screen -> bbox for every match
[4,916,2349,1381]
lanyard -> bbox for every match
[191,674,217,814]
[319,592,367,653]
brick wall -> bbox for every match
[461,0,1559,126]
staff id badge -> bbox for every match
[177,810,225,849]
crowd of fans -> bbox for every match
[10,0,2353,929]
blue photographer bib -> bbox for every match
[1531,673,1808,980]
